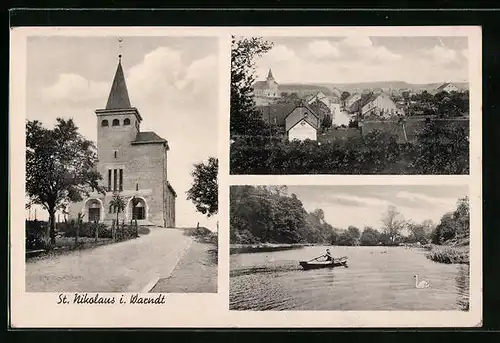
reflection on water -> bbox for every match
[230,246,469,311]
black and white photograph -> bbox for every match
[230,35,471,175]
[230,185,471,311]
[10,25,481,328]
[23,35,219,294]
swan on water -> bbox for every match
[413,274,430,288]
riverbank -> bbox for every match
[425,245,469,264]
[230,243,309,254]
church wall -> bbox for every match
[126,143,166,226]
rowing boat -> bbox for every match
[299,256,348,270]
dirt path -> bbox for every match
[25,228,192,292]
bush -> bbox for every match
[230,120,469,175]
[115,224,139,241]
[230,228,258,244]
[25,220,47,250]
[59,221,111,238]
[183,226,213,237]
[426,246,469,264]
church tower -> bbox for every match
[265,68,279,97]
[95,55,143,192]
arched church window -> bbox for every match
[102,120,109,127]
[123,118,131,125]
[112,119,120,126]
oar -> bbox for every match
[308,255,324,262]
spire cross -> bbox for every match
[118,37,123,60]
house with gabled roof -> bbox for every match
[69,55,176,227]
[330,87,342,98]
[343,93,362,111]
[285,101,320,141]
[435,82,459,94]
[360,93,401,118]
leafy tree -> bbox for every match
[109,192,126,223]
[360,227,380,246]
[407,222,428,244]
[341,91,351,102]
[187,157,218,218]
[231,36,273,137]
[321,114,333,130]
[410,121,469,174]
[26,118,104,247]
[347,225,361,241]
[453,196,470,238]
[431,212,456,244]
[381,205,405,245]
[313,208,325,222]
[330,230,339,245]
[336,231,356,246]
[230,186,334,244]
[431,196,470,244]
[109,192,126,240]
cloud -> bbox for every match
[180,55,217,91]
[371,46,402,61]
[326,194,391,208]
[41,46,217,112]
[339,36,373,49]
[395,191,457,210]
[41,73,108,103]
[306,40,341,59]
[265,44,297,62]
[423,45,458,64]
[461,48,469,61]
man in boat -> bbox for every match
[324,249,333,262]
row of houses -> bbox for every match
[252,70,462,141]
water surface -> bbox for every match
[230,246,469,311]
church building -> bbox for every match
[253,69,281,106]
[69,55,176,227]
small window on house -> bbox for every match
[114,151,117,159]
[112,119,120,126]
[136,183,139,191]
[102,120,109,127]
[123,118,131,125]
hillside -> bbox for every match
[278,84,333,96]
[316,81,469,93]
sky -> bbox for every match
[286,185,468,231]
[254,36,469,84]
[25,36,219,230]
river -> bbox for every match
[230,245,469,311]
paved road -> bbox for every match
[25,228,193,293]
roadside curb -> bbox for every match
[140,277,160,293]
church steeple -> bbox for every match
[105,55,132,110]
[267,68,275,81]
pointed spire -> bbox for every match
[105,55,131,110]
[267,68,274,80]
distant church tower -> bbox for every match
[69,54,177,228]
[265,68,279,97]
